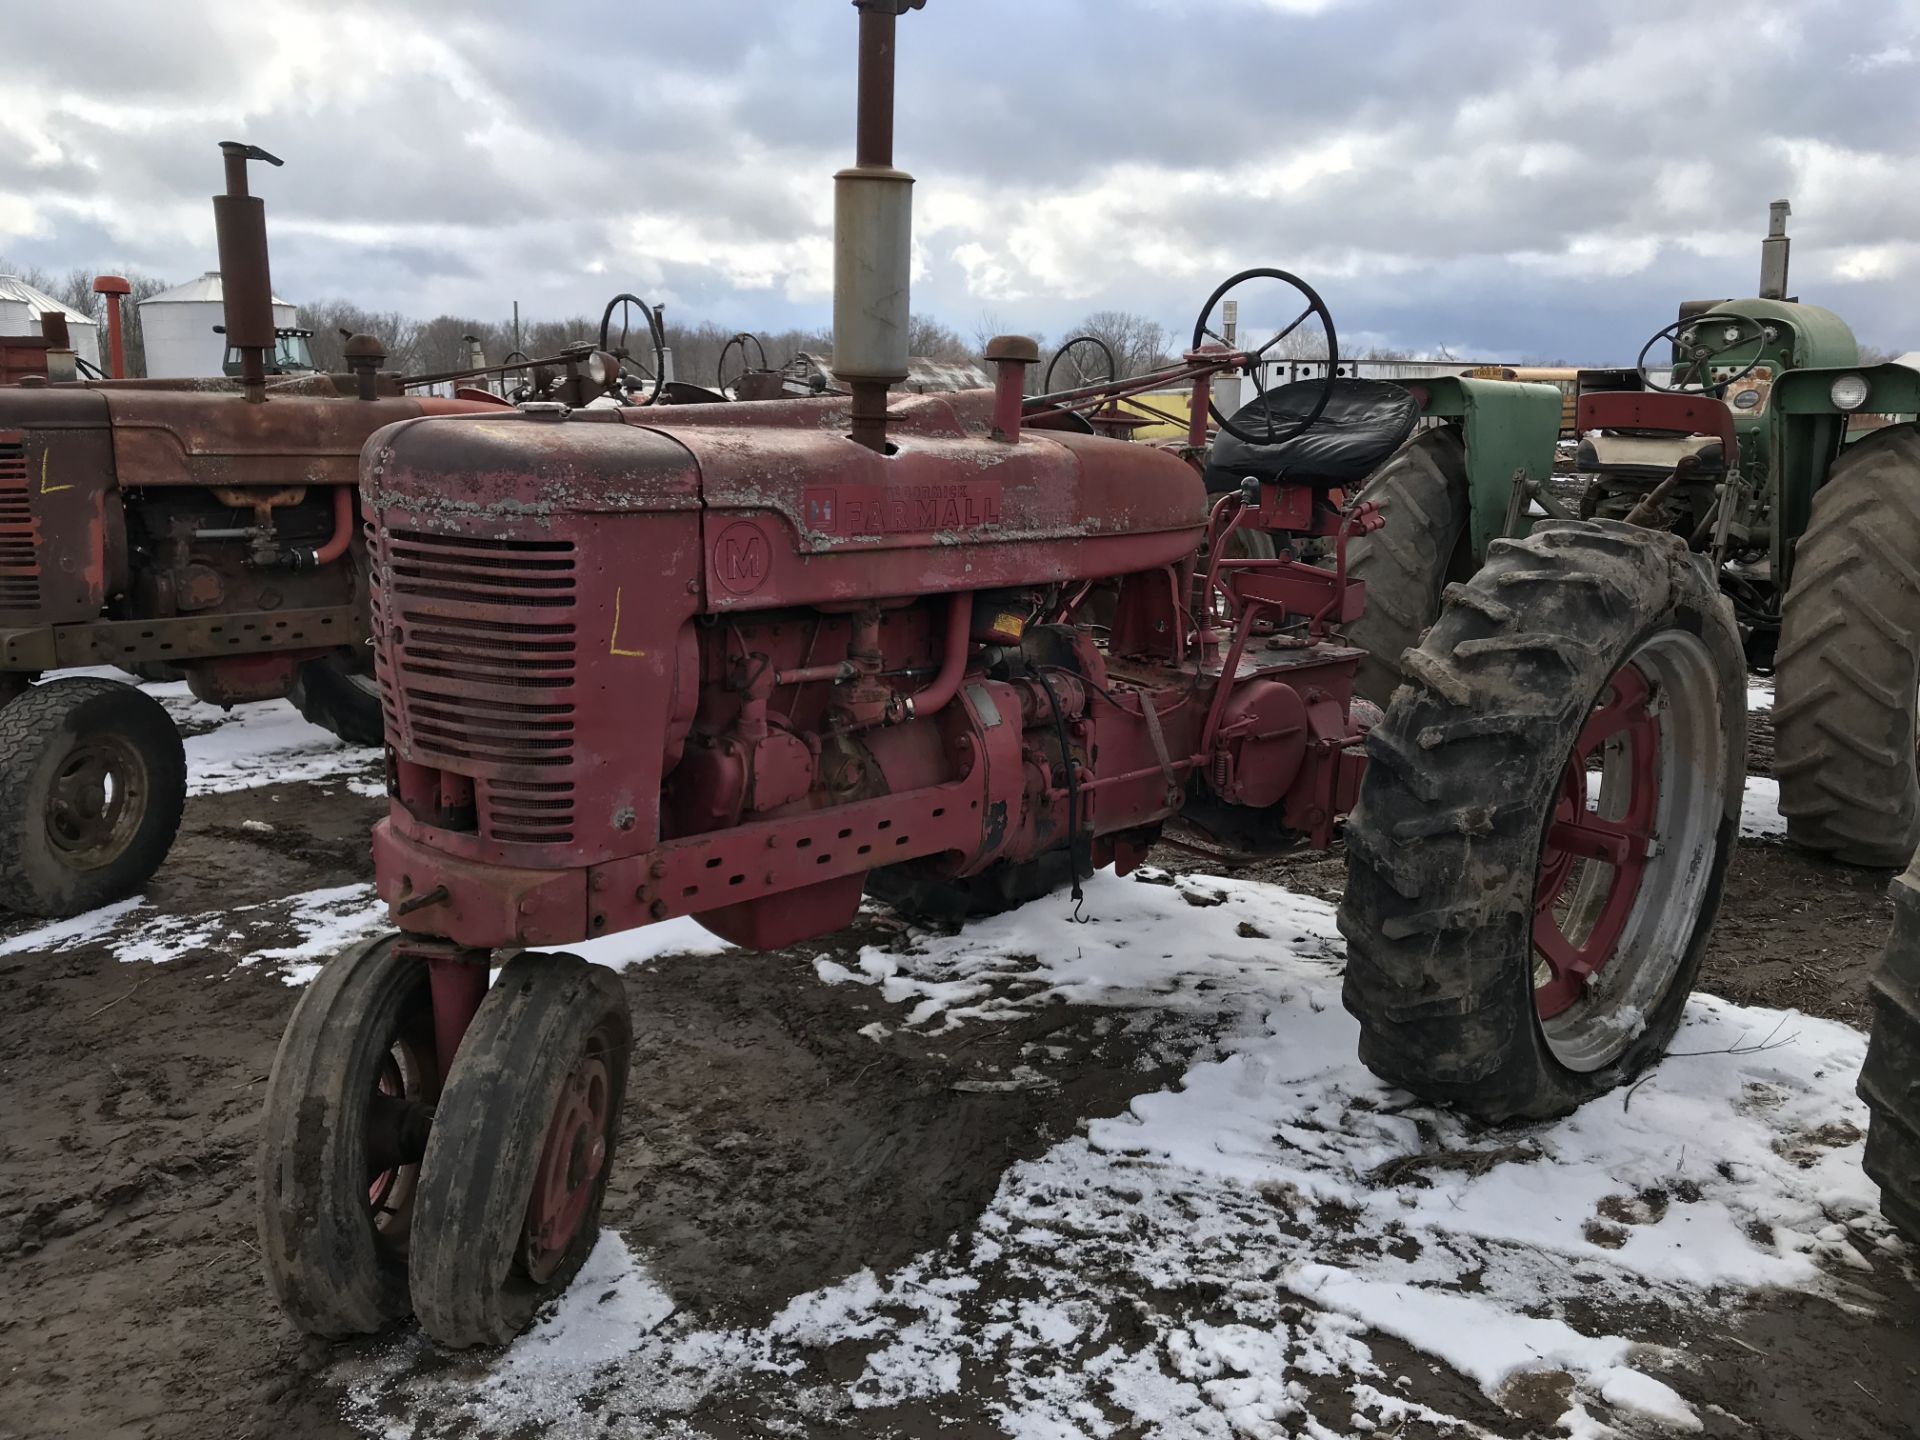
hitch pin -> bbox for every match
[396,884,450,917]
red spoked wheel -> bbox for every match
[367,1039,434,1233]
[409,951,632,1348]
[1525,623,1735,1078]
[1533,663,1659,1020]
[523,1038,616,1285]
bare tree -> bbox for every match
[296,301,424,374]
[970,308,1006,360]
[1064,310,1173,379]
[906,312,970,362]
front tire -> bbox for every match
[1340,427,1474,708]
[0,678,187,916]
[1774,424,1920,867]
[1340,521,1744,1121]
[410,952,631,1347]
[258,935,437,1336]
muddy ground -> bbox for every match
[2,749,1917,1438]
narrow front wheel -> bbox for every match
[258,934,437,1336]
[409,951,632,1348]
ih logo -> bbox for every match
[713,519,771,596]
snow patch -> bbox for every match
[1741,775,1787,838]
[561,916,733,970]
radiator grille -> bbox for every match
[0,437,37,612]
[381,527,580,843]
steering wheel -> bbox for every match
[1636,312,1769,394]
[1043,335,1118,393]
[717,332,769,393]
[597,293,667,404]
[1190,267,1340,445]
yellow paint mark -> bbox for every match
[609,587,646,657]
[39,451,71,494]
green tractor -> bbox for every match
[1343,202,1920,866]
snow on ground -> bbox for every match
[1740,681,1784,838]
[1740,776,1787,839]
[158,684,380,794]
[0,879,391,983]
[342,868,1891,1440]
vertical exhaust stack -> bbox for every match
[1759,198,1792,302]
[39,312,77,383]
[835,1,923,453]
[213,141,285,403]
[92,275,131,378]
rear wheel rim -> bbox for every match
[1532,629,1725,1071]
[521,1025,616,1285]
[45,734,149,870]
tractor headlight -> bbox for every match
[584,349,619,388]
[1830,373,1871,412]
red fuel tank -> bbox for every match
[618,392,1207,611]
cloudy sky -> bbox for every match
[4,0,1918,363]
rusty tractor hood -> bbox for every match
[362,393,1209,612]
[93,389,500,491]
[0,382,503,491]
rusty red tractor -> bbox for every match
[259,2,1746,1348]
[0,144,653,920]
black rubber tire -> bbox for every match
[410,951,632,1348]
[1774,425,1920,867]
[0,678,187,917]
[1860,853,1920,1243]
[1339,521,1745,1121]
[288,649,385,747]
[1340,427,1475,709]
[258,934,435,1337]
[868,849,1084,923]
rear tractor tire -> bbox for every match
[0,678,187,917]
[258,935,437,1336]
[289,649,386,747]
[1859,850,1920,1244]
[409,951,632,1348]
[1340,520,1745,1121]
[1774,424,1920,868]
[1339,427,1475,708]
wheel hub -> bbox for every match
[44,734,148,869]
[363,1033,433,1240]
[522,1048,612,1284]
[1526,625,1728,1074]
[1533,663,1660,1019]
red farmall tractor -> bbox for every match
[0,145,658,919]
[259,2,1747,1347]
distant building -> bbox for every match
[139,271,298,379]
[0,275,101,370]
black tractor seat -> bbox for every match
[1204,378,1420,494]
